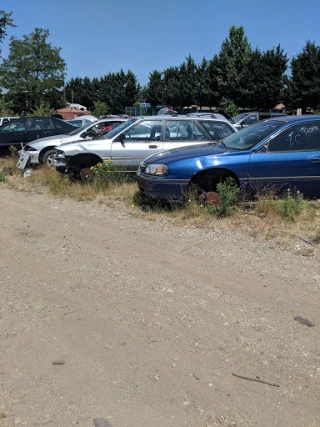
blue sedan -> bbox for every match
[136,116,320,202]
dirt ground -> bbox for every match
[0,186,319,427]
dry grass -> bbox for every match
[1,159,320,250]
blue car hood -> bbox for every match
[145,143,236,164]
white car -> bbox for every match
[53,115,237,176]
[18,118,127,167]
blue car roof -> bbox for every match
[271,115,320,123]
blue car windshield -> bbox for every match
[101,118,137,139]
[223,120,284,150]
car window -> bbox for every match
[165,120,207,141]
[268,122,320,152]
[68,120,83,127]
[124,120,162,141]
[243,114,258,125]
[200,121,234,140]
[104,121,122,131]
[223,120,283,150]
[101,118,136,139]
[54,119,76,133]
[0,118,26,132]
[29,118,54,131]
[232,113,249,122]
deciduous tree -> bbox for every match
[0,28,66,113]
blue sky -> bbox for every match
[1,0,319,86]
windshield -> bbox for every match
[68,124,90,135]
[232,113,251,122]
[101,118,137,139]
[222,120,284,150]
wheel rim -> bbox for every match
[46,154,55,167]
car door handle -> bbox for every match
[148,145,158,148]
[309,156,320,163]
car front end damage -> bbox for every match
[53,150,70,173]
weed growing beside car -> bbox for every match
[9,145,18,158]
[206,178,240,218]
[256,189,309,221]
[90,160,135,189]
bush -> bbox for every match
[90,160,135,188]
[0,171,6,182]
[276,189,306,220]
[206,177,240,218]
[31,101,55,117]
[9,145,18,158]
[256,189,307,221]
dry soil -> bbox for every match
[0,187,319,427]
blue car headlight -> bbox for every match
[145,164,168,176]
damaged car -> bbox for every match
[53,116,237,176]
[17,118,127,168]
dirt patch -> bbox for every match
[0,186,319,427]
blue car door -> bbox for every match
[248,121,320,197]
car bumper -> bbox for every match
[136,171,189,203]
[53,154,69,171]
[18,149,40,165]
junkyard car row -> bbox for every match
[53,115,237,174]
[1,112,320,203]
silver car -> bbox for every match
[54,116,237,176]
[18,118,127,167]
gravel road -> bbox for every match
[0,187,319,427]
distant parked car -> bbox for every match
[0,117,19,127]
[232,111,288,130]
[187,112,237,127]
[66,118,93,127]
[70,114,97,123]
[0,116,76,150]
[18,118,127,167]
[136,115,320,203]
[53,116,237,176]
[69,103,87,111]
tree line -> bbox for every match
[0,11,320,116]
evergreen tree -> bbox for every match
[179,54,197,107]
[207,55,220,109]
[163,66,181,108]
[217,25,252,109]
[146,70,164,106]
[286,41,320,112]
[196,57,210,109]
[246,45,288,109]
